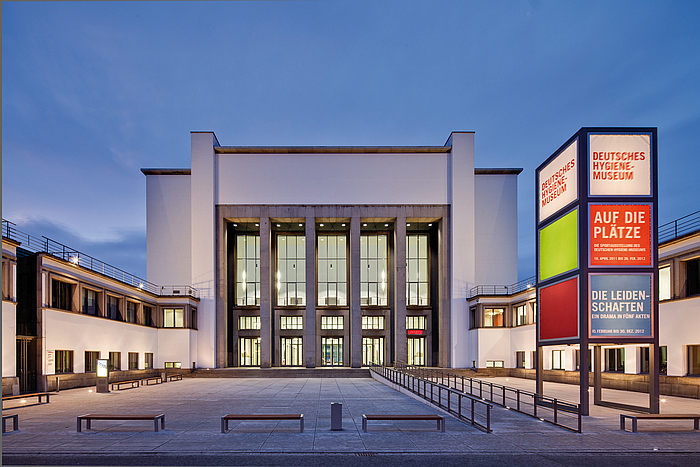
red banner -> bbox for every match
[589,204,651,266]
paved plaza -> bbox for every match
[2,373,699,466]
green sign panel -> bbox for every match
[539,208,578,281]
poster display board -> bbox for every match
[536,127,658,415]
[589,204,652,267]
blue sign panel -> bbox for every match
[589,274,652,338]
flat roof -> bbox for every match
[141,169,192,175]
[475,168,523,175]
[214,146,451,154]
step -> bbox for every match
[191,368,370,378]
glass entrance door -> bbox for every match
[239,337,261,366]
[362,337,384,366]
[407,337,425,366]
[321,337,343,366]
[281,337,303,366]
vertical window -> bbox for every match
[239,337,261,366]
[515,304,528,326]
[406,234,429,306]
[552,350,565,370]
[239,316,261,330]
[360,234,388,306]
[191,307,197,330]
[407,337,425,366]
[126,302,137,323]
[575,349,592,371]
[236,234,260,306]
[143,305,153,327]
[605,348,625,372]
[531,351,538,369]
[128,352,139,370]
[689,345,700,376]
[516,351,525,369]
[363,337,384,366]
[85,351,100,372]
[686,258,700,297]
[640,347,650,374]
[361,315,384,330]
[469,307,477,329]
[55,350,73,373]
[484,308,505,327]
[321,337,343,366]
[82,288,98,315]
[106,296,120,320]
[317,235,347,306]
[163,308,184,328]
[659,265,671,301]
[660,346,667,374]
[280,316,303,330]
[144,353,154,369]
[281,337,303,366]
[108,351,121,371]
[321,316,344,330]
[52,280,72,311]
[276,235,306,306]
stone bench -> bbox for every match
[221,414,304,433]
[166,374,182,382]
[620,413,700,432]
[77,413,165,432]
[143,376,162,385]
[362,414,445,432]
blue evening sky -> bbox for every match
[3,1,699,281]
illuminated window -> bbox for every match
[406,234,429,306]
[239,316,261,330]
[361,234,388,306]
[406,316,426,330]
[163,308,184,328]
[363,337,384,365]
[144,353,153,369]
[484,308,504,327]
[239,337,261,366]
[552,349,565,370]
[407,337,425,366]
[321,337,343,366]
[318,235,347,306]
[486,360,504,368]
[276,235,306,306]
[128,352,139,370]
[85,351,99,372]
[108,351,121,371]
[362,315,385,330]
[55,350,73,373]
[659,265,671,301]
[280,315,303,330]
[514,304,528,326]
[164,362,181,369]
[236,234,260,306]
[281,337,303,366]
[321,316,344,330]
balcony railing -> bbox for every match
[658,210,700,244]
[470,276,536,298]
[2,219,198,299]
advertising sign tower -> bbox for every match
[535,128,658,415]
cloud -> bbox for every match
[10,217,146,280]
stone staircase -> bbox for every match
[190,367,371,378]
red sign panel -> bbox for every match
[539,276,579,341]
[589,204,651,266]
[407,330,423,335]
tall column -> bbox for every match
[259,217,272,368]
[394,215,407,365]
[305,213,316,368]
[350,216,362,367]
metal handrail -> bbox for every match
[369,363,492,433]
[2,219,198,299]
[395,363,581,433]
[470,276,536,298]
[658,210,700,243]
